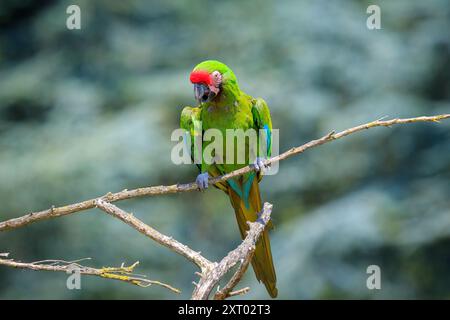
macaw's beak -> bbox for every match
[194,83,215,104]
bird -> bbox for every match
[180,60,277,298]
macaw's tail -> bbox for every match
[227,177,278,298]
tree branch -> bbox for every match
[1,114,448,232]
[1,202,271,299]
[94,199,213,273]
[1,114,449,299]
[191,202,273,300]
[214,250,254,300]
[0,256,180,293]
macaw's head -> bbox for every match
[189,60,239,105]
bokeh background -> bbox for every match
[1,0,449,299]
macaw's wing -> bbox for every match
[180,106,228,193]
[251,98,273,182]
[180,106,202,169]
[251,98,273,157]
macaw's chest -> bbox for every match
[200,103,256,167]
[201,104,254,133]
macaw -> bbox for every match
[180,60,277,298]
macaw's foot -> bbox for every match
[253,157,270,174]
[196,172,209,190]
[255,211,263,224]
[255,209,268,225]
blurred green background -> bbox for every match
[0,0,449,299]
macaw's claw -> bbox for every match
[196,172,209,190]
[253,157,270,174]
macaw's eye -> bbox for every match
[211,71,222,86]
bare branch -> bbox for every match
[1,114,448,232]
[0,257,180,293]
[1,114,449,299]
[192,202,273,300]
[94,199,213,272]
[214,248,254,300]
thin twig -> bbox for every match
[31,257,92,265]
[0,114,448,232]
[0,257,180,293]
[227,287,250,298]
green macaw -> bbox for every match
[180,60,277,298]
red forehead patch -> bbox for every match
[189,70,211,85]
